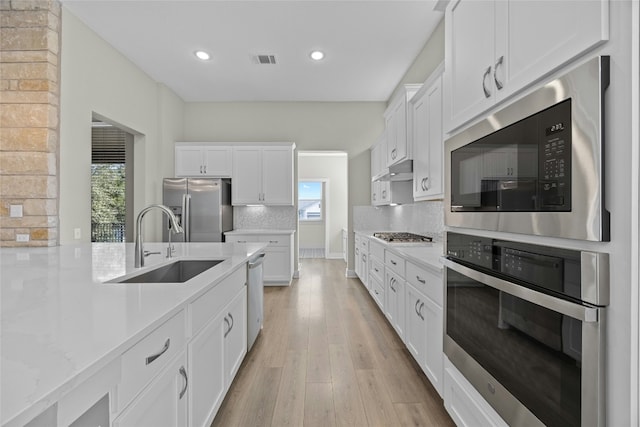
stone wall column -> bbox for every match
[0,0,61,246]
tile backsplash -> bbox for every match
[234,206,297,230]
[353,200,444,241]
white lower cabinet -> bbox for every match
[188,311,225,427]
[226,232,294,284]
[444,359,508,427]
[113,352,188,427]
[384,269,405,339]
[223,287,247,386]
[404,262,443,396]
[188,286,246,427]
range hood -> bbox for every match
[372,159,413,182]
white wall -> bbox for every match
[59,7,184,244]
[298,153,348,258]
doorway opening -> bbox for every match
[91,117,134,242]
[297,151,348,262]
[299,180,325,258]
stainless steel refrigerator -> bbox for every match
[162,178,233,242]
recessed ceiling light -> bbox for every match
[194,50,211,61]
[310,50,325,61]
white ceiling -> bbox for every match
[62,1,444,102]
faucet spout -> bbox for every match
[135,204,184,268]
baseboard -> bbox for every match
[326,252,344,260]
[345,269,357,278]
[293,270,300,279]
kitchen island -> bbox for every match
[1,241,266,427]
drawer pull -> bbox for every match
[269,240,278,244]
[228,313,234,333]
[416,276,426,284]
[179,366,188,399]
[374,268,379,273]
[418,302,425,320]
[390,260,397,265]
[145,338,170,365]
[415,299,421,316]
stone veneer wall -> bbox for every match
[0,0,61,247]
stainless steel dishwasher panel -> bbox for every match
[247,252,265,350]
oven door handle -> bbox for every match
[442,258,599,322]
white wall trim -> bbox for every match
[326,252,344,260]
[345,269,357,278]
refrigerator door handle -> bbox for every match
[182,193,191,242]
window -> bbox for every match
[91,124,133,242]
[298,181,323,221]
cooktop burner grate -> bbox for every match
[372,232,433,243]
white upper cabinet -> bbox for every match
[384,84,422,167]
[410,65,444,201]
[231,144,294,206]
[444,0,609,132]
[175,144,232,177]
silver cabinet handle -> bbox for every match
[482,66,492,98]
[415,299,421,316]
[179,366,188,399]
[423,177,429,191]
[382,190,387,198]
[269,240,278,244]
[373,193,377,201]
[374,289,379,295]
[228,313,234,333]
[374,267,379,273]
[390,260,397,265]
[416,276,426,284]
[494,55,504,90]
[203,165,207,174]
[200,165,203,174]
[223,316,231,338]
[419,302,425,320]
[145,338,170,365]
[237,240,247,243]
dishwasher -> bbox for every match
[247,252,265,350]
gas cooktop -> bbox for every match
[372,232,433,243]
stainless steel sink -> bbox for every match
[114,260,223,283]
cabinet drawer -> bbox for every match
[369,239,384,261]
[385,250,405,276]
[260,235,290,247]
[228,235,259,244]
[190,266,246,335]
[406,261,442,306]
[360,236,369,252]
[369,257,384,284]
[369,275,385,311]
[119,310,186,409]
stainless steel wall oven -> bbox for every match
[443,232,609,427]
[445,56,610,241]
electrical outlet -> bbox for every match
[74,228,81,239]
[16,234,29,242]
[10,205,23,218]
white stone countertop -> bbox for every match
[225,229,295,235]
[0,241,266,427]
[354,230,444,273]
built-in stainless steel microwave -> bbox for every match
[445,56,610,242]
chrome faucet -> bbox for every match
[135,204,184,268]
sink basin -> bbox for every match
[114,260,223,283]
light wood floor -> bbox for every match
[212,258,455,427]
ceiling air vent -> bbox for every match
[253,54,277,65]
